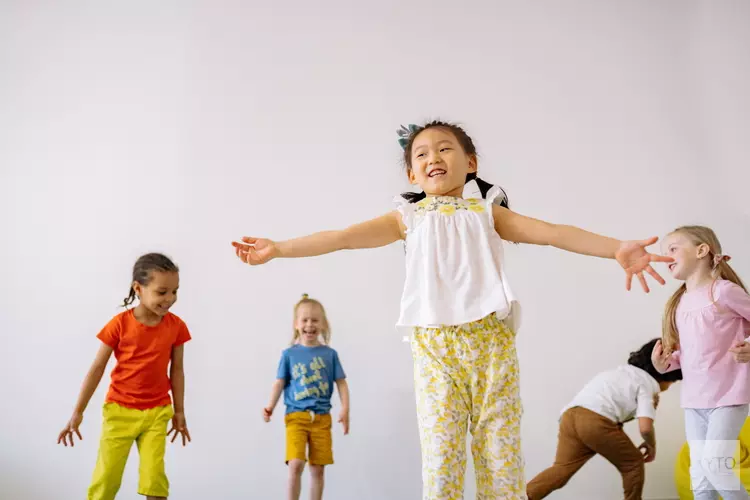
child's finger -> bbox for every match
[637,272,650,293]
[649,254,674,264]
[638,236,659,247]
[645,265,666,285]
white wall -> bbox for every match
[1,1,749,499]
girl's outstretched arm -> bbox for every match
[57,343,113,446]
[492,205,673,292]
[233,211,405,265]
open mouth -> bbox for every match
[668,263,677,272]
[428,169,446,178]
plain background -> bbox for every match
[1,1,749,499]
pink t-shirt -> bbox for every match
[668,279,750,409]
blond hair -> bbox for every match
[662,225,746,352]
[290,294,331,346]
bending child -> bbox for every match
[526,338,682,500]
[263,294,349,500]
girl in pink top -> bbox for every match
[652,225,750,500]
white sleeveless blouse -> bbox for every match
[394,183,521,333]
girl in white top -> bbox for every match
[232,120,673,500]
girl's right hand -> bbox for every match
[651,340,671,373]
[262,407,273,422]
[57,412,83,447]
[233,237,279,265]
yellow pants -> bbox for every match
[88,402,174,500]
[285,411,333,465]
[411,314,526,500]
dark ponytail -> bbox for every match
[121,253,179,308]
[399,120,509,208]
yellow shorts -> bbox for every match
[285,411,333,466]
[87,402,174,500]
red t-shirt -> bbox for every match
[97,309,191,410]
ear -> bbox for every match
[131,281,142,298]
[407,169,418,185]
[696,243,711,259]
[467,154,478,173]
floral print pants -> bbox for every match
[411,314,526,500]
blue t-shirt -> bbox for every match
[277,344,346,415]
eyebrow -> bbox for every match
[413,139,454,150]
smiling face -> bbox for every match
[133,270,179,318]
[407,127,477,198]
[294,302,326,346]
[662,231,711,281]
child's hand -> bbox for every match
[729,340,750,363]
[615,237,674,293]
[338,409,350,435]
[639,442,656,463]
[232,237,279,265]
[168,411,192,446]
[651,340,672,373]
[262,407,273,422]
[57,412,83,447]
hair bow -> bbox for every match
[713,254,731,267]
[397,124,419,150]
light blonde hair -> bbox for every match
[291,294,331,346]
[662,225,746,352]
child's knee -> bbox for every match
[309,465,325,480]
[288,459,306,476]
[622,460,645,483]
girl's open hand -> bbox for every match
[168,412,191,446]
[232,237,279,265]
[651,340,672,373]
[57,412,83,447]
[615,237,674,292]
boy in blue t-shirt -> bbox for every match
[263,295,349,500]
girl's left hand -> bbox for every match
[615,237,674,293]
[729,340,750,363]
[168,411,192,446]
[338,409,350,435]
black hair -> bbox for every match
[122,253,179,308]
[399,120,509,208]
[628,338,683,383]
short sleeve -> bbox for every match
[276,351,290,382]
[332,350,346,380]
[174,318,192,346]
[716,280,750,322]
[393,195,415,231]
[635,385,657,420]
[96,315,122,348]
[485,185,509,208]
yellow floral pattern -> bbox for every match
[411,314,525,500]
[415,196,485,219]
